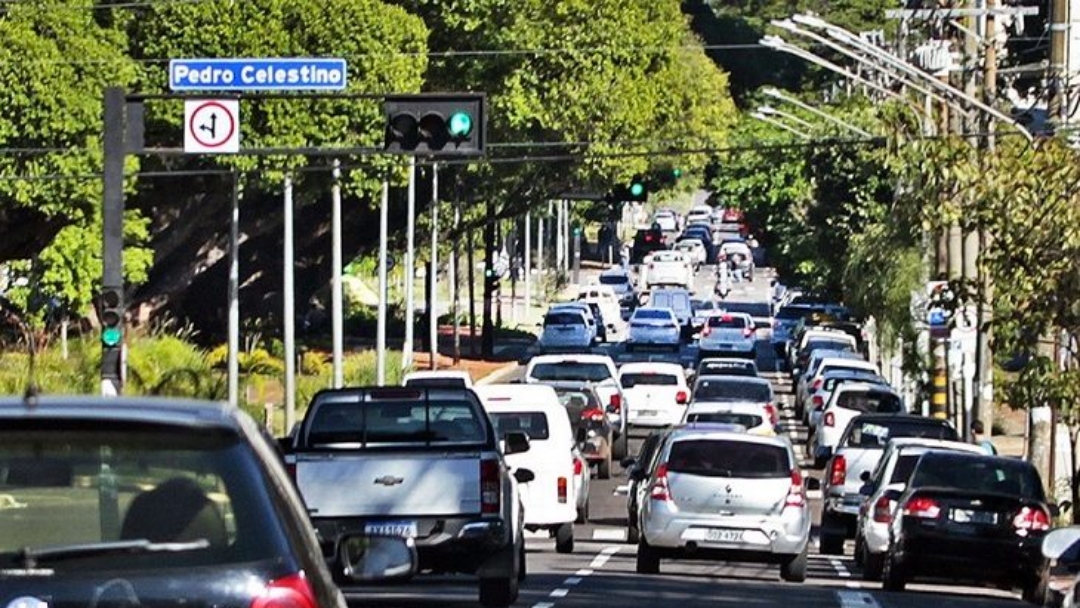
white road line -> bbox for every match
[532,603,556,608]
[575,568,594,576]
[829,558,852,578]
[589,545,622,568]
[563,577,582,586]
[836,590,880,608]
[549,589,570,598]
[592,528,627,541]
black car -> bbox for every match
[0,396,353,608]
[621,428,674,544]
[631,227,666,264]
[549,382,616,479]
[884,451,1052,601]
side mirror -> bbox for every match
[620,456,637,469]
[860,470,871,483]
[859,483,874,497]
[1050,503,1061,518]
[503,431,531,456]
[338,534,418,582]
[277,437,294,455]
[576,427,587,444]
[513,468,535,484]
[805,477,822,492]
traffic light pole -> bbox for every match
[403,157,417,373]
[429,162,439,371]
[101,87,127,396]
[482,202,496,358]
[376,175,390,385]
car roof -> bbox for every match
[831,381,898,395]
[849,413,939,424]
[529,353,615,365]
[668,427,789,448]
[888,438,984,454]
[0,395,245,430]
[694,375,772,388]
[474,384,562,408]
[618,362,686,375]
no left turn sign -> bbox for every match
[184,99,239,153]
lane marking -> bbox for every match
[592,528,628,541]
[532,603,556,608]
[563,577,582,586]
[575,568,594,576]
[589,545,622,568]
[829,558,852,578]
[549,589,570,598]
[837,590,880,608]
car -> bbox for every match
[619,362,690,428]
[674,238,707,270]
[882,451,1052,599]
[549,301,601,342]
[817,413,958,556]
[854,438,984,580]
[578,284,624,336]
[403,369,474,388]
[0,396,350,608]
[548,382,614,481]
[694,357,759,379]
[811,382,905,467]
[681,399,775,435]
[598,266,637,308]
[620,428,676,544]
[689,375,778,432]
[631,227,667,264]
[1040,527,1080,608]
[537,308,593,352]
[652,210,678,232]
[643,250,694,290]
[715,300,774,334]
[698,312,757,359]
[717,240,755,281]
[475,385,580,554]
[685,205,713,226]
[789,330,858,378]
[800,368,888,423]
[796,353,878,416]
[771,304,825,358]
[647,288,694,338]
[626,307,681,353]
[634,427,816,581]
[524,354,630,459]
[690,298,720,333]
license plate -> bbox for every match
[719,343,733,349]
[364,520,418,538]
[705,528,743,543]
[638,410,657,417]
[950,509,997,525]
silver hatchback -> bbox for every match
[635,428,814,581]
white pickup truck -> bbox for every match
[283,386,532,607]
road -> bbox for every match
[347,265,1025,608]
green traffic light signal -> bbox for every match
[629,182,645,197]
[102,327,122,347]
[448,112,473,138]
[672,168,682,178]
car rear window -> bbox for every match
[307,398,488,446]
[697,362,757,377]
[599,275,628,285]
[530,361,612,383]
[693,379,772,402]
[707,315,748,328]
[823,375,883,391]
[718,302,772,318]
[890,453,922,484]
[0,422,286,568]
[843,420,957,449]
[667,439,788,478]
[910,453,1045,501]
[835,390,903,414]
[621,373,679,386]
[776,306,815,320]
[545,312,583,326]
[490,412,550,441]
[685,412,763,429]
[635,309,672,320]
[805,339,854,353]
[405,377,469,388]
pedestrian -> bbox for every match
[971,420,998,455]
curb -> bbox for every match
[475,362,521,386]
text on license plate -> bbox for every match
[705,528,743,543]
[364,521,418,538]
[638,410,658,417]
[950,509,998,525]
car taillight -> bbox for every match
[811,378,823,391]
[811,395,824,410]
[557,476,568,504]
[573,458,584,476]
[873,496,894,523]
[582,406,606,421]
[784,469,806,509]
[650,463,672,502]
[828,455,846,486]
[903,496,942,519]
[1013,505,1051,534]
[675,390,688,405]
[609,394,621,413]
[251,572,317,608]
[823,411,835,427]
[763,403,778,427]
[480,458,501,514]
[742,327,753,338]
[648,263,655,269]
[702,325,711,337]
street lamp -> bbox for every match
[750,111,811,138]
[762,87,874,137]
[757,104,817,130]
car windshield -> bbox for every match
[835,390,903,414]
[621,373,679,386]
[910,453,1045,501]
[530,362,612,382]
[843,420,957,449]
[0,422,285,569]
[667,439,788,478]
[693,379,771,402]
[707,315,748,328]
[599,275,628,286]
[307,398,488,446]
[685,412,763,428]
[489,412,550,441]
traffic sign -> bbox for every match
[184,100,239,154]
[169,58,348,91]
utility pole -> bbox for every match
[429,162,439,370]
[482,202,496,358]
[452,196,461,365]
[282,174,296,433]
[977,0,998,437]
[402,157,417,372]
[1050,0,1070,121]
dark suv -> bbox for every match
[0,396,348,608]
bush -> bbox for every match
[126,334,224,399]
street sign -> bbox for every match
[185,100,239,153]
[169,58,348,92]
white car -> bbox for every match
[688,375,778,434]
[548,302,599,343]
[475,384,580,554]
[618,362,689,428]
[796,354,878,416]
[626,307,681,352]
[810,382,905,467]
[538,308,593,352]
[697,311,757,359]
[577,284,624,336]
[681,400,775,435]
[524,354,630,460]
[652,211,678,232]
[402,369,474,388]
[673,239,706,270]
[685,205,713,226]
[643,250,694,290]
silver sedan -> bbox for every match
[626,307,681,352]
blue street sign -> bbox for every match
[169,58,348,92]
[928,308,946,326]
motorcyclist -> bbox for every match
[715,260,732,298]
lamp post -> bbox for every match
[757,104,817,131]
[762,87,874,137]
[750,111,811,138]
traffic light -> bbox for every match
[484,268,501,294]
[383,93,486,156]
[627,175,648,202]
[99,287,123,347]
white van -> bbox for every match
[474,384,579,554]
[402,369,474,388]
[618,362,689,428]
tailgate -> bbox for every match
[836,448,884,496]
[296,451,481,517]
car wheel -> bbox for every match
[780,545,808,582]
[479,576,519,607]
[598,452,612,480]
[881,554,907,592]
[636,538,660,574]
[576,498,589,524]
[517,538,527,582]
[555,522,574,554]
[612,433,628,461]
[863,550,885,582]
[627,522,640,545]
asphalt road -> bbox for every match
[348,265,1026,608]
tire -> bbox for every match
[517,539,527,582]
[881,555,907,592]
[479,577,519,607]
[612,432,629,461]
[598,452,612,480]
[863,551,885,582]
[627,523,640,545]
[636,539,660,574]
[555,522,574,554]
[780,545,808,582]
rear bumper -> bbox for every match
[895,525,1045,587]
[862,519,889,555]
[642,506,810,556]
[629,409,684,427]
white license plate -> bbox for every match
[638,410,658,417]
[705,528,743,543]
[950,509,997,525]
[364,520,418,538]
